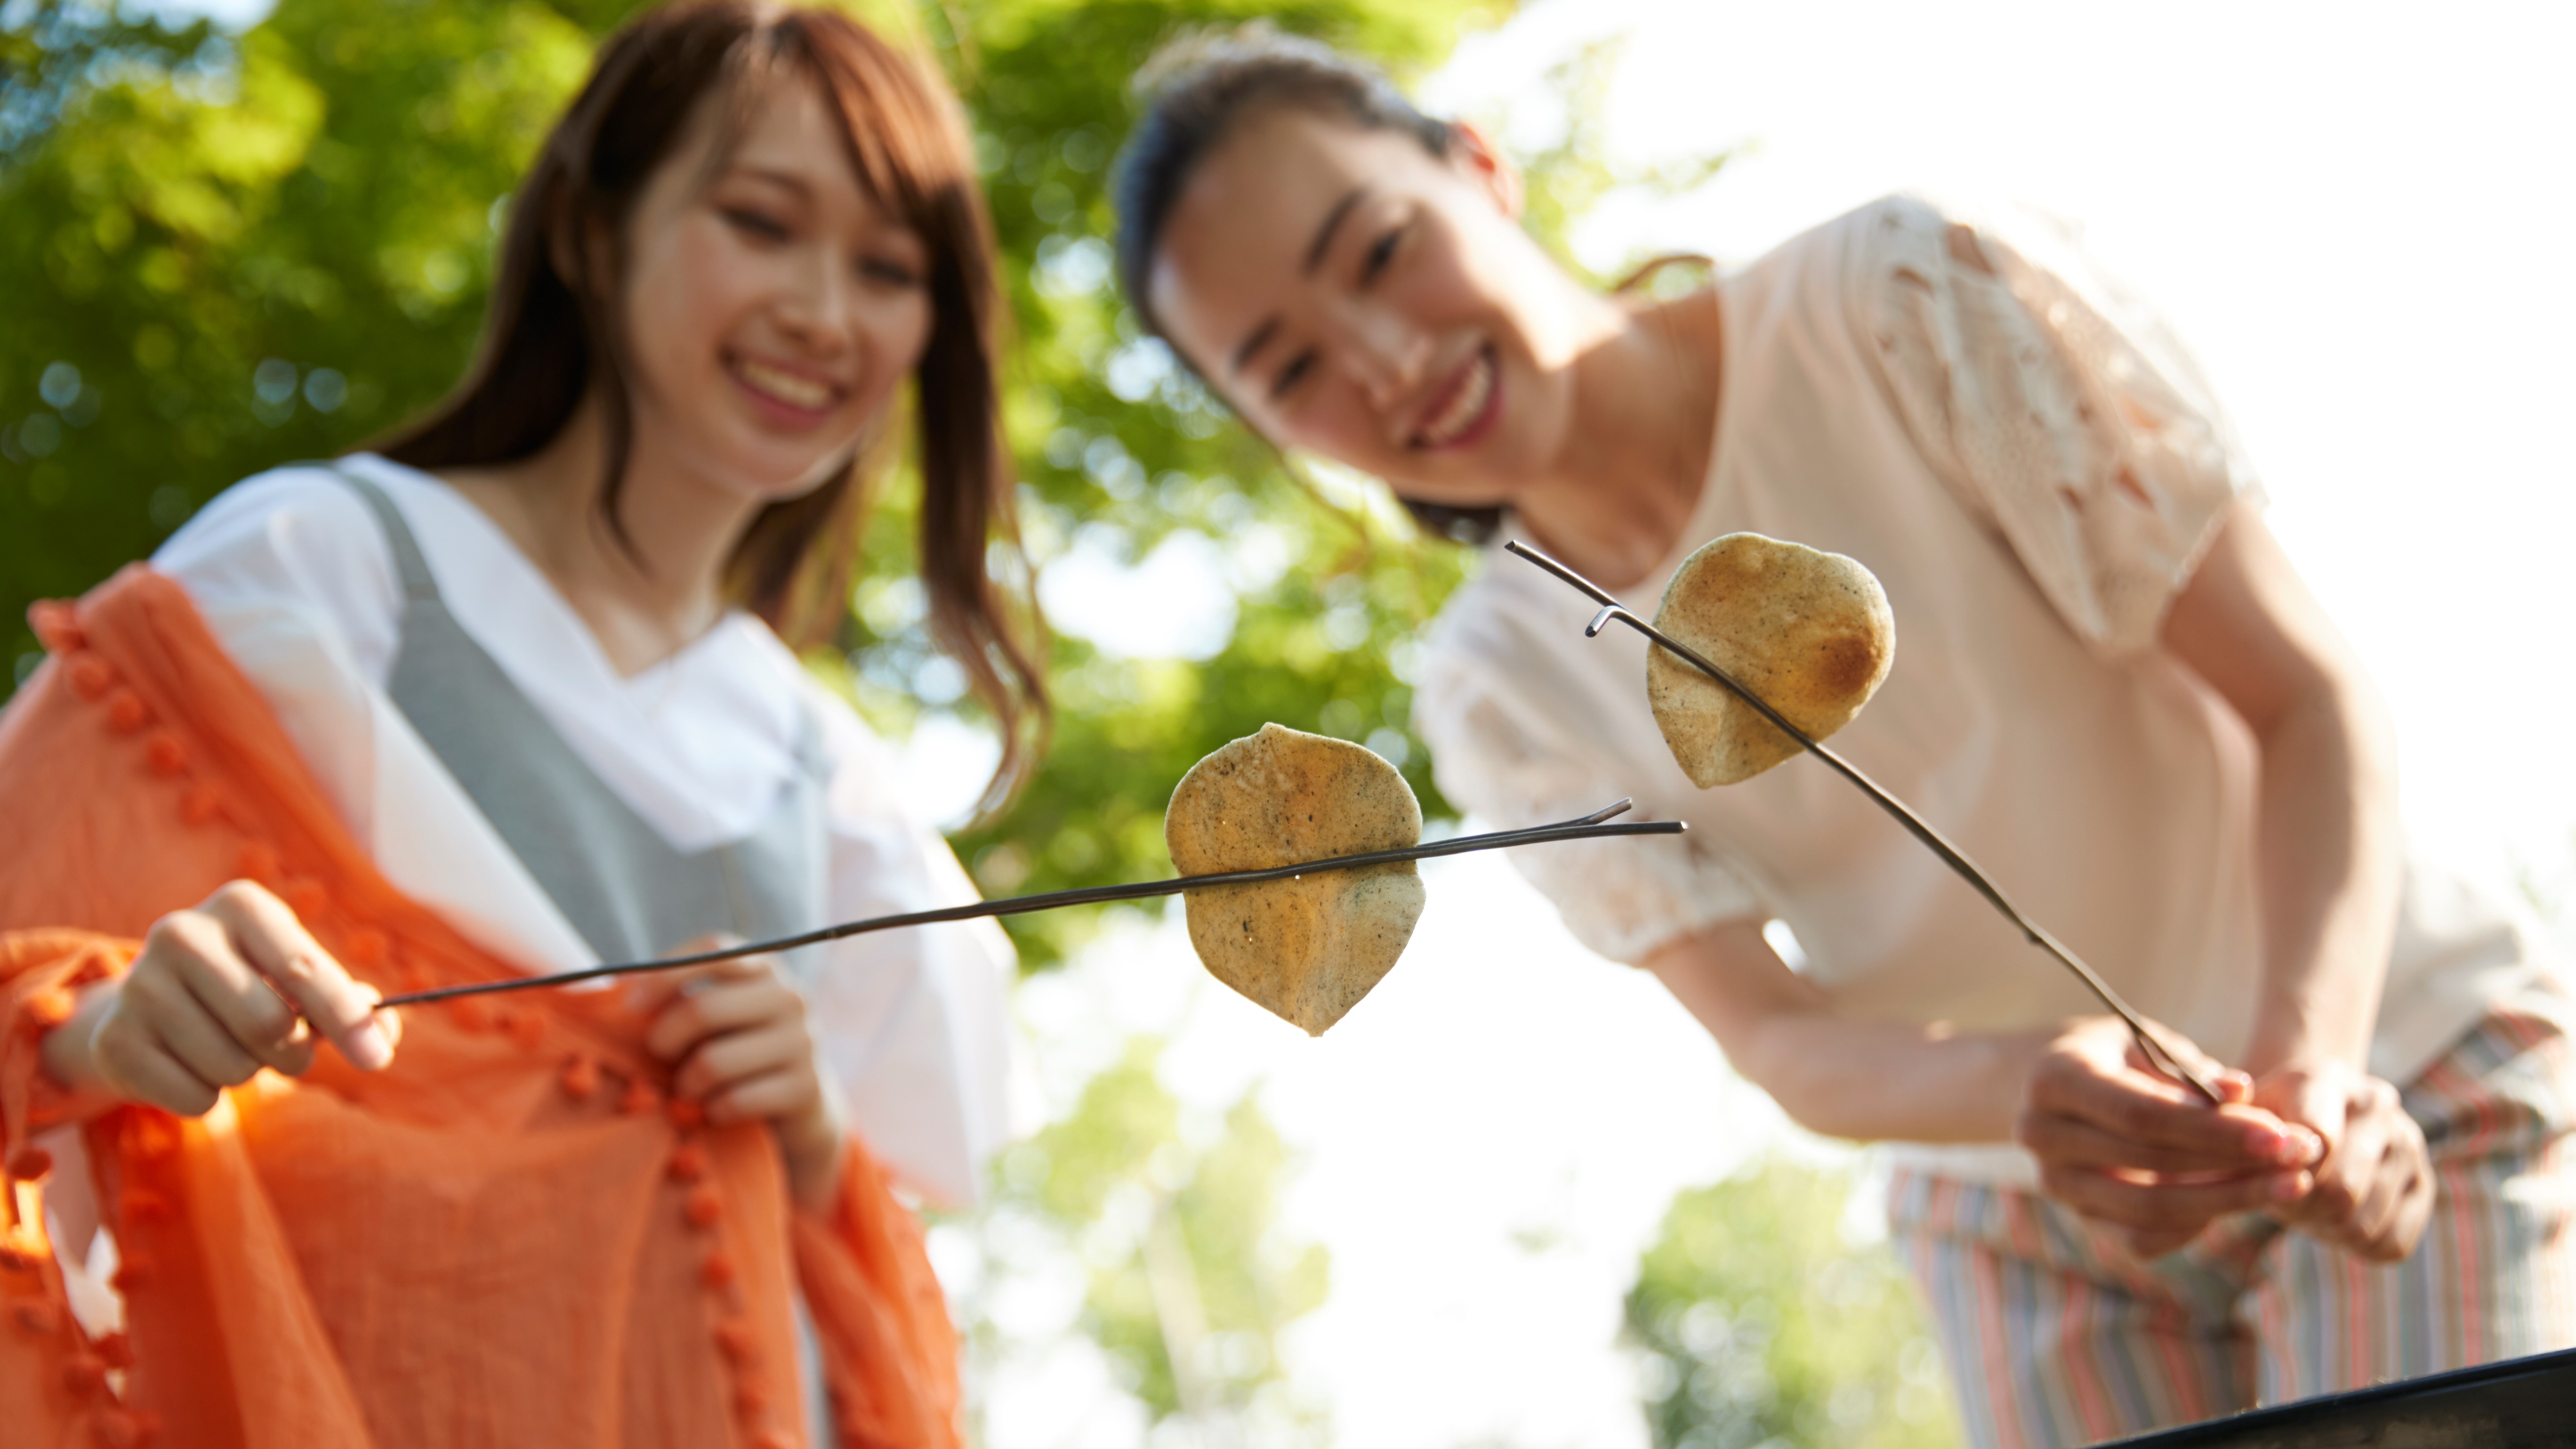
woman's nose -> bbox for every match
[775,247,857,354]
[1338,307,1433,411]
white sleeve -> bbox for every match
[153,465,405,685]
[151,465,406,842]
[1414,634,1764,965]
[799,680,1015,1210]
[1860,195,2257,658]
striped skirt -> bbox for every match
[1888,975,2576,1449]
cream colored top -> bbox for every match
[1415,195,2543,1185]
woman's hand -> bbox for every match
[2018,1016,2321,1258]
[2250,1060,2432,1262]
[41,880,400,1116]
[638,946,847,1213]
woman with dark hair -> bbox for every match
[1112,27,2575,1447]
[0,4,1037,1443]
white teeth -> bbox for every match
[1420,352,1493,446]
[735,357,832,411]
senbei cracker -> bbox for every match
[1647,533,1894,787]
[1165,723,1426,1036]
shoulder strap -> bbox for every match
[326,461,440,606]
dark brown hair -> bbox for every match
[378,0,1047,814]
[1111,25,1506,546]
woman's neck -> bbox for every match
[439,396,763,677]
[1513,285,1723,591]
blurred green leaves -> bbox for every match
[1626,1158,1961,1449]
[1,0,592,692]
[0,0,1501,970]
[960,1034,1331,1439]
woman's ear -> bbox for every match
[1445,119,1524,221]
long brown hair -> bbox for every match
[378,0,1047,815]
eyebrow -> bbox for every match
[724,164,813,198]
[1304,186,1368,274]
[1226,186,1369,377]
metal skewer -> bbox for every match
[373,800,1685,1009]
[1504,539,2226,1105]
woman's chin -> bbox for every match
[702,432,867,503]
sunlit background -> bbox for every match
[952,7,2576,1441]
[11,1,2575,1445]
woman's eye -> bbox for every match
[1270,352,1315,400]
[723,207,788,241]
[1360,224,1406,284]
[860,257,923,288]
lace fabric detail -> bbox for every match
[1864,196,2258,658]
[1415,650,1762,965]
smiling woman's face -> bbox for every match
[1147,106,1585,511]
[618,74,933,505]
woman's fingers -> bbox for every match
[2037,1160,2311,1231]
[145,991,267,1091]
[672,1023,809,1102]
[2132,1031,2255,1106]
[93,1029,221,1117]
[120,928,266,1086]
[202,881,397,1070]
[2030,1044,2316,1169]
[703,1066,820,1126]
[2304,1095,2391,1227]
[2347,1141,2408,1249]
[643,965,802,1062]
[2267,1072,2433,1263]
[2017,1110,2285,1176]
[2382,1159,2435,1263]
[152,909,317,1077]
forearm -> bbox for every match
[2246,684,2402,1074]
[1740,1012,2049,1143]
[2157,506,2405,1077]
[1642,923,2046,1143]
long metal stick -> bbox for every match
[1504,539,2224,1104]
[374,801,1685,1009]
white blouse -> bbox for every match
[153,453,1012,1208]
[1416,195,2543,1185]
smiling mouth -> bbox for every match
[730,354,840,413]
[1411,346,1497,450]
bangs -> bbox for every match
[696,14,976,238]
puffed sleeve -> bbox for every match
[799,683,1014,1210]
[1413,620,1764,965]
[1861,196,2259,657]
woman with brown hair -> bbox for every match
[1111,27,2574,1449]
[0,3,1038,1444]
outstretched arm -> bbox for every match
[2157,501,2430,1261]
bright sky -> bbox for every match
[990,3,2576,1446]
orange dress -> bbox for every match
[0,568,962,1448]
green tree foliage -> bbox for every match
[959,1034,1331,1440]
[1626,1157,1962,1449]
[1,0,598,690]
[0,0,1499,970]
[839,0,1500,966]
